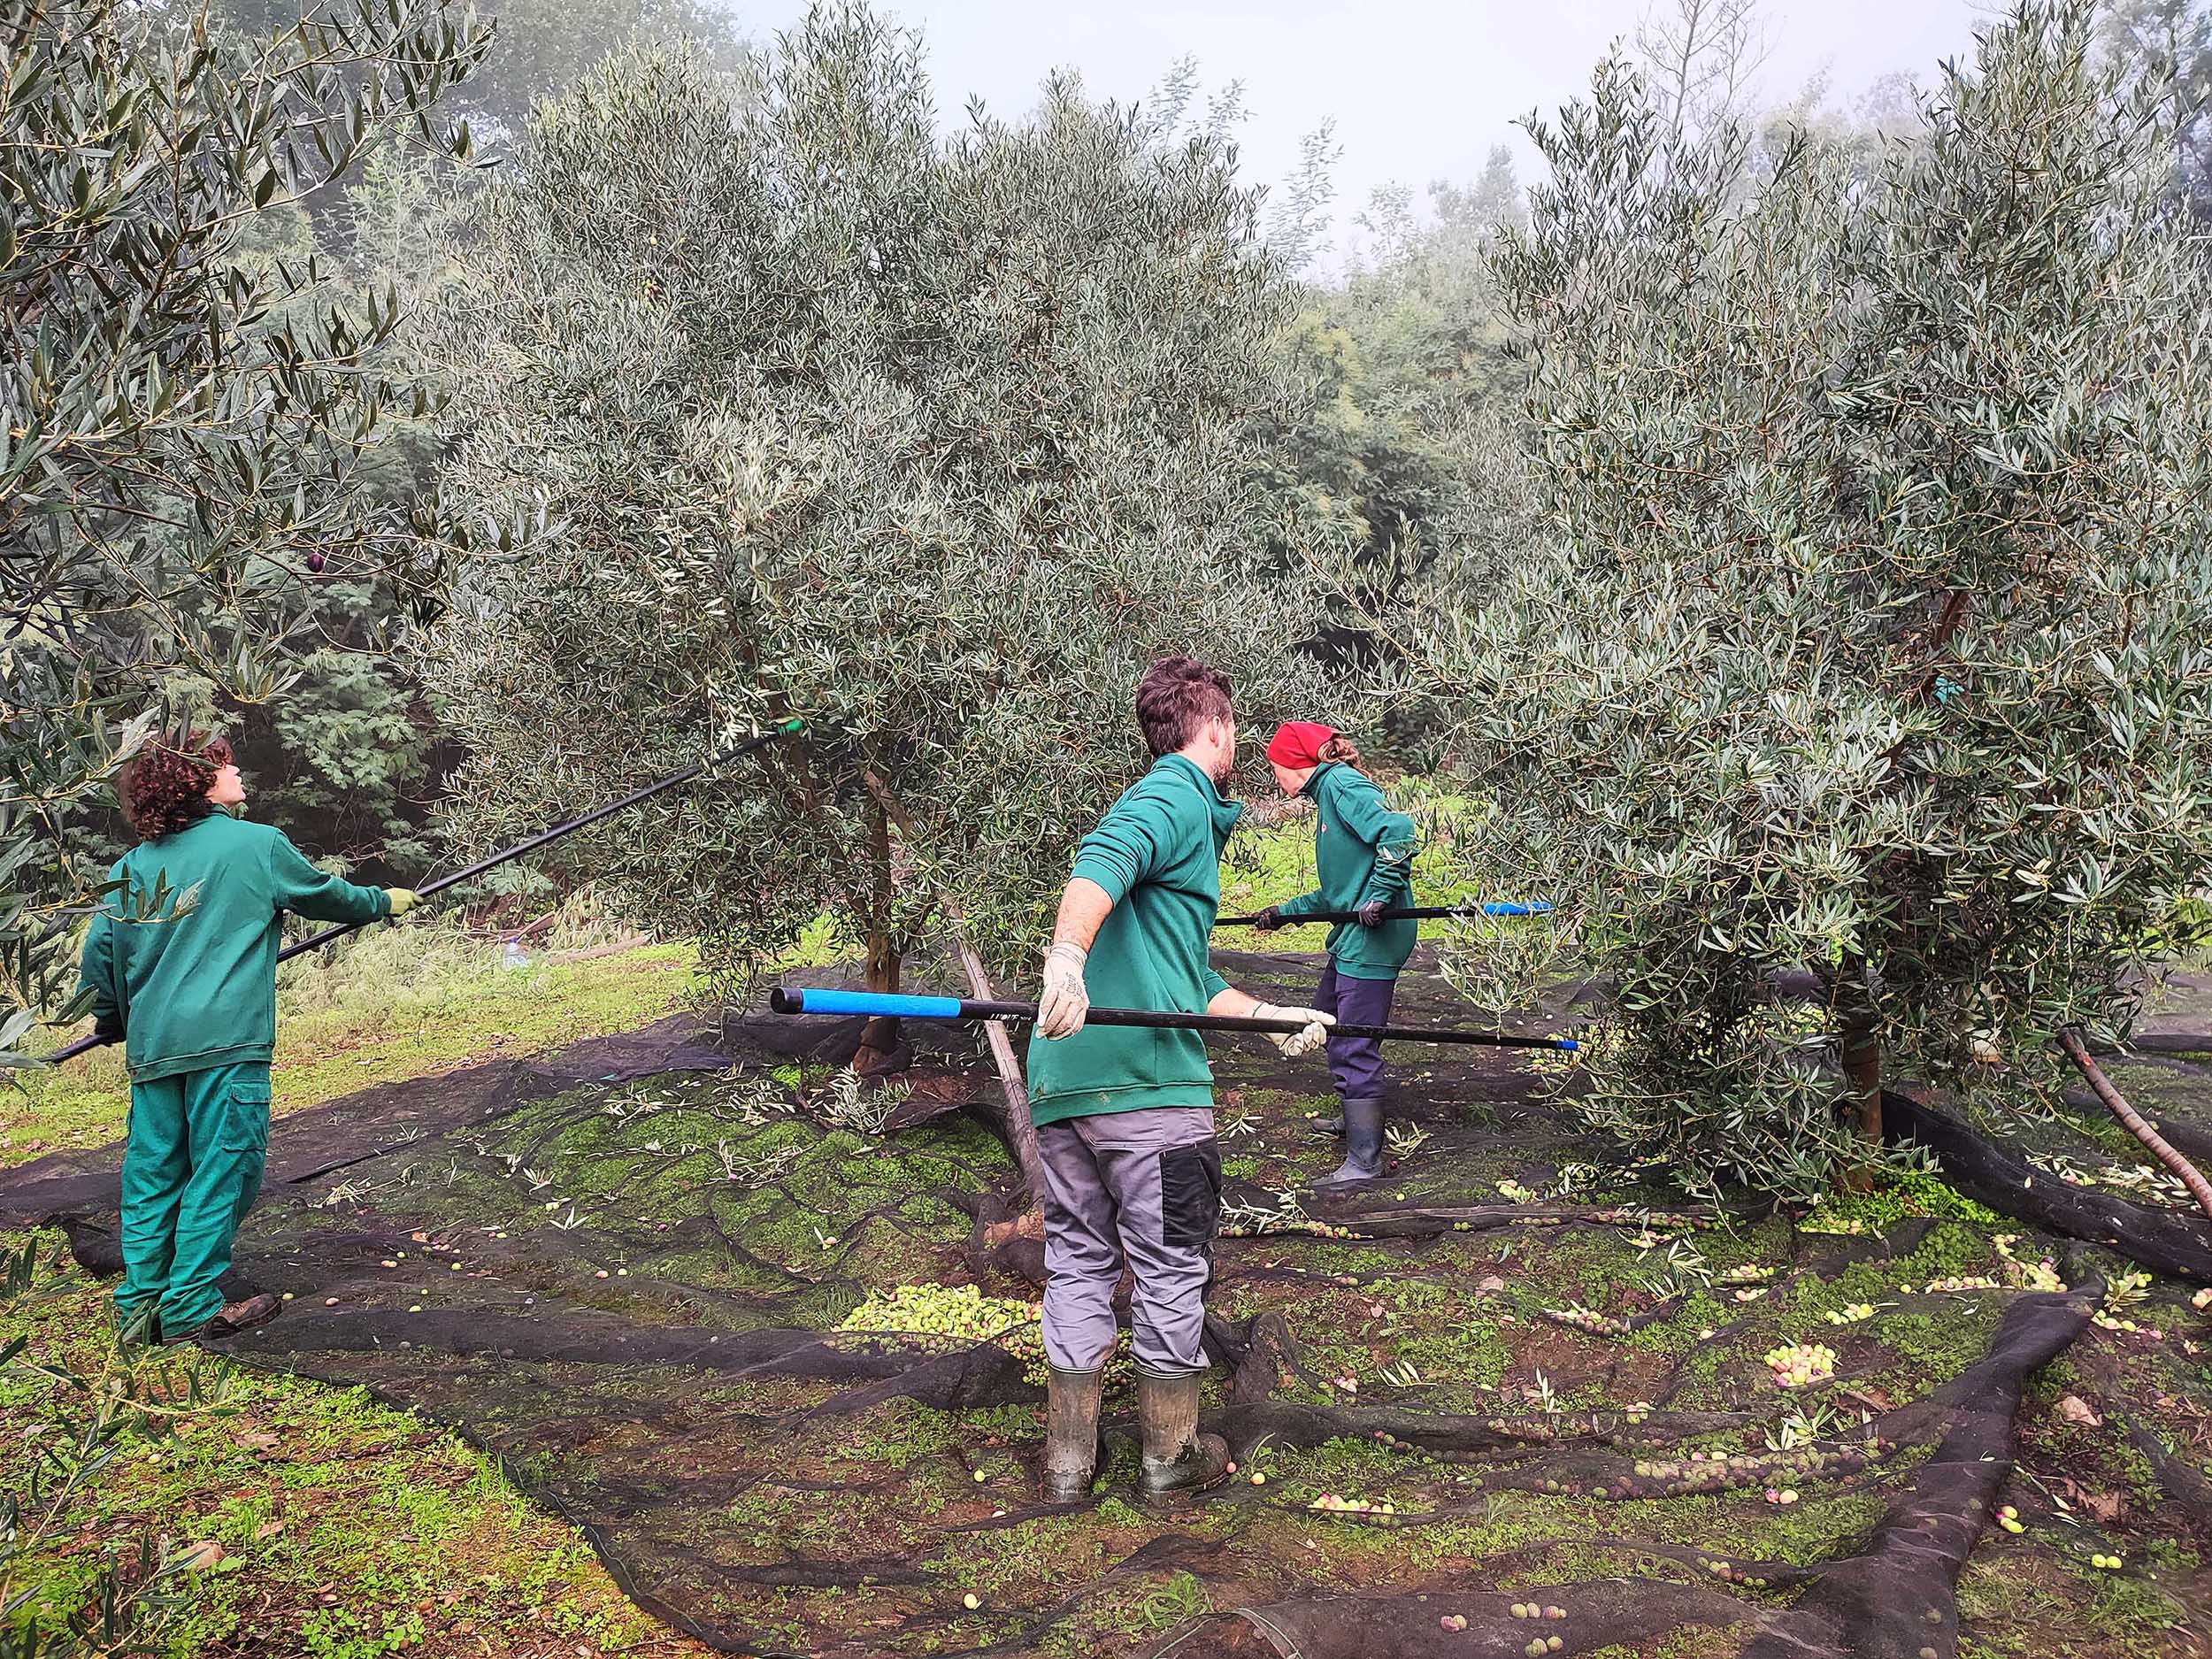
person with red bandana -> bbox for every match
[1249,722,1420,1186]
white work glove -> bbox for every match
[1253,1002,1335,1058]
[1037,941,1091,1040]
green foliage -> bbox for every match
[2100,0,2212,218]
[1373,4,2212,1198]
[0,1246,243,1656]
[1,0,496,1060]
[219,574,447,877]
[210,0,750,149]
[424,0,749,144]
[427,1,1328,991]
[1267,154,1525,694]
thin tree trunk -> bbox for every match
[1838,982,1884,1144]
[2059,1027,2212,1223]
[854,800,902,1071]
[858,770,1047,1213]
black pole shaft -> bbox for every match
[766,987,1577,1052]
[277,758,705,963]
[1217,903,1546,927]
[44,723,803,1066]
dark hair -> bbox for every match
[1135,657,1235,757]
[119,733,233,841]
[1318,734,1363,769]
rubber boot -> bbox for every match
[1315,1096,1385,1187]
[1137,1369,1230,1498]
[1040,1367,1103,1502]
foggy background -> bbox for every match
[733,0,1996,263]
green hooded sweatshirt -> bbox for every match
[78,812,392,1082]
[1275,762,1419,980]
[1025,753,1240,1126]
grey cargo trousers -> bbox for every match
[1038,1106,1222,1375]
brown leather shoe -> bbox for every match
[161,1293,282,1345]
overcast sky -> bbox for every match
[730,0,1999,259]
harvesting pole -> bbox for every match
[42,720,808,1066]
[768,987,1578,1052]
[1215,901,1552,928]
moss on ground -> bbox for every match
[2,940,717,1659]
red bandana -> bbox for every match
[1265,721,1337,770]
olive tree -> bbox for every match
[427,3,1325,1049]
[1370,3,2212,1200]
[2,0,492,1062]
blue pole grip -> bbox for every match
[783,988,968,1020]
[1481,901,1555,917]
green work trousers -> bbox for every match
[116,1061,272,1337]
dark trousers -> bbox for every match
[1317,962,1394,1102]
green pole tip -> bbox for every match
[777,717,805,733]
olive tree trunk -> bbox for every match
[859,770,1047,1208]
[854,801,903,1071]
[1839,979,1884,1144]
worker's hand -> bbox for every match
[385,888,421,918]
[1254,1002,1335,1058]
[1038,941,1090,1040]
[1251,906,1285,933]
[1354,900,1388,929]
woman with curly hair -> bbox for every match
[78,733,418,1344]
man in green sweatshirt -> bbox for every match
[77,734,417,1345]
[1025,657,1334,1503]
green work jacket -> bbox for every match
[78,812,392,1082]
[1025,754,1240,1125]
[1276,763,1419,980]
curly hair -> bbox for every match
[1134,657,1235,757]
[119,733,233,841]
[1317,734,1363,769]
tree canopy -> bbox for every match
[1,0,492,1061]
[1369,2,2212,1199]
[426,2,1327,1001]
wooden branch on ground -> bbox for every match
[2059,1026,2212,1223]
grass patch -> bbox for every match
[0,931,732,1658]
[1219,794,1532,926]
[0,1231,697,1658]
[7,929,702,1171]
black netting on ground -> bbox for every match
[11,949,2212,1657]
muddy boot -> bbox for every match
[1040,1367,1103,1502]
[1315,1097,1384,1187]
[1137,1369,1229,1498]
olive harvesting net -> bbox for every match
[9,952,2211,1657]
